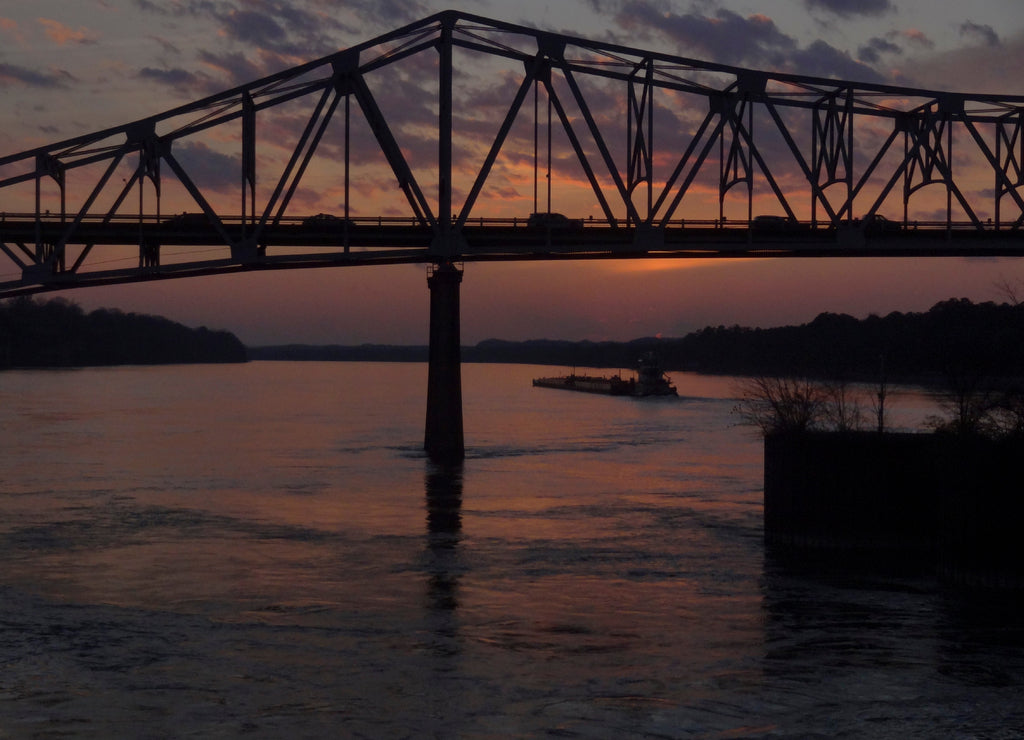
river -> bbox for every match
[0,362,1021,737]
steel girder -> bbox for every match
[0,9,1023,295]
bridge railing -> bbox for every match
[1,212,1020,232]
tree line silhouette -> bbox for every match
[467,298,1024,385]
[9,295,1023,384]
[0,296,247,368]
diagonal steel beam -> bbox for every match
[543,77,618,225]
[962,115,1024,227]
[560,56,641,224]
[162,149,235,248]
[903,108,982,228]
[729,98,800,221]
[842,126,901,221]
[763,97,839,224]
[347,69,435,227]
[256,82,336,230]
[653,107,724,225]
[457,56,542,226]
[627,60,654,218]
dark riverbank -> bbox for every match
[6,295,1023,380]
[250,298,1024,385]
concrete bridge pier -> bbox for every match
[424,261,465,464]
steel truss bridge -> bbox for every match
[2,10,1023,461]
[1,10,1023,296]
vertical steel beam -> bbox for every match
[34,154,65,267]
[627,59,654,222]
[992,112,1024,227]
[424,261,464,465]
[438,19,453,252]
[719,97,753,222]
[242,91,256,231]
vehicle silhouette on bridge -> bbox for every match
[527,212,585,231]
[751,215,805,233]
[855,214,902,234]
[302,213,356,230]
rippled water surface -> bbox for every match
[1,362,1022,737]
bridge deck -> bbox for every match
[3,217,1022,296]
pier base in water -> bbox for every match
[424,262,464,464]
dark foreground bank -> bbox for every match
[764,430,1024,589]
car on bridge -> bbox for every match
[302,213,355,229]
[527,212,584,230]
[855,213,901,234]
[751,214,805,232]
[162,212,210,227]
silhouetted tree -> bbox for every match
[733,376,828,435]
[0,297,246,368]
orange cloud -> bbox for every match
[37,18,97,45]
[900,29,933,48]
[0,17,25,43]
[605,257,743,275]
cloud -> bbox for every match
[856,28,937,66]
[171,139,240,193]
[132,0,218,17]
[132,1,371,89]
[614,3,798,68]
[896,29,1024,94]
[211,4,344,58]
[218,8,288,48]
[857,36,902,66]
[138,66,204,89]
[128,0,444,103]
[610,2,884,81]
[895,29,935,50]
[0,62,70,89]
[959,21,1000,47]
[314,0,431,28]
[0,17,26,44]
[134,0,376,61]
[790,40,885,83]
[37,18,99,45]
[197,49,267,86]
[146,34,183,57]
[802,0,894,17]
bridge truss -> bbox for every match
[1,10,1023,297]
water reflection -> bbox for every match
[760,555,1024,733]
[424,462,463,625]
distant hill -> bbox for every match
[0,296,247,368]
[251,298,1024,384]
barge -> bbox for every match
[532,353,677,397]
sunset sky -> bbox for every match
[2,0,1024,347]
